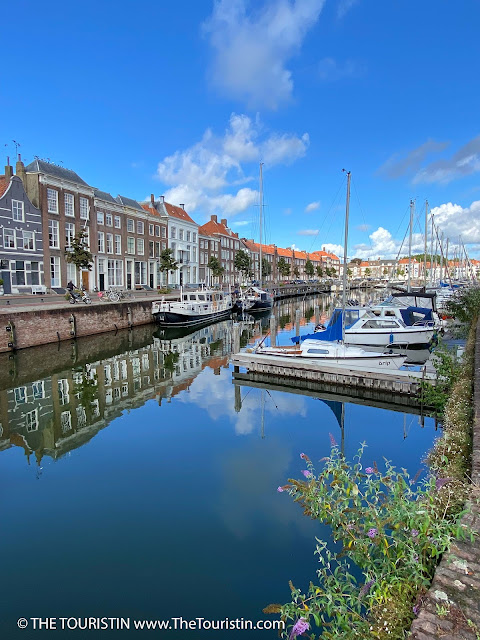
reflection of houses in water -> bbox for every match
[0,320,242,465]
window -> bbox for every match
[14,386,27,404]
[26,409,38,432]
[115,260,123,285]
[12,200,24,222]
[106,233,113,254]
[186,231,191,241]
[80,197,89,220]
[65,193,74,216]
[98,232,105,253]
[29,261,40,285]
[23,231,35,250]
[155,225,160,237]
[171,226,176,239]
[61,411,72,433]
[48,220,59,248]
[137,221,144,234]
[127,236,135,254]
[162,241,167,251]
[4,228,16,249]
[115,234,121,254]
[114,215,121,228]
[161,226,166,238]
[47,188,58,213]
[149,224,154,236]
[97,211,104,225]
[67,262,76,284]
[83,226,90,249]
[32,381,45,400]
[155,242,160,258]
[179,229,184,240]
[107,260,124,287]
[106,213,113,226]
[149,241,154,258]
[192,247,196,261]
[137,238,144,255]
[65,222,75,249]
[58,379,70,405]
[12,260,25,286]
[127,219,134,232]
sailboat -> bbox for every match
[256,170,407,370]
[245,163,274,313]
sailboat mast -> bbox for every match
[342,170,351,342]
[424,200,428,289]
[430,213,434,286]
[407,199,414,292]
[259,162,263,286]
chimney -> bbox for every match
[159,195,165,204]
[221,218,227,227]
[211,215,218,223]
[4,157,13,180]
[179,203,185,210]
[15,153,26,183]
[150,194,155,206]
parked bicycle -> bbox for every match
[102,288,134,302]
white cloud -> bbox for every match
[431,200,480,244]
[352,227,427,260]
[413,136,480,184]
[337,0,359,19]
[203,0,326,109]
[322,243,344,258]
[305,201,320,212]
[157,112,308,216]
[379,139,449,179]
[233,220,250,227]
[356,223,370,232]
[298,229,319,236]
[317,57,363,81]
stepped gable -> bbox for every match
[25,158,89,186]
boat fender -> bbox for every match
[389,333,394,344]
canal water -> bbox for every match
[0,295,438,639]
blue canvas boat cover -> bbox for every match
[292,308,343,344]
[399,306,433,325]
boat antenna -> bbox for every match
[407,199,414,292]
[341,169,351,343]
[424,200,428,289]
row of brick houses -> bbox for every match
[0,157,341,292]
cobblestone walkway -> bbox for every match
[410,320,480,640]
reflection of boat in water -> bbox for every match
[244,286,274,312]
[152,288,233,327]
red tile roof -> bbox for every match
[199,218,239,238]
[0,176,10,198]
[164,202,196,224]
[141,204,160,217]
[277,247,294,258]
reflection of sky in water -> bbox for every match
[1,314,438,639]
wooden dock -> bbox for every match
[231,351,436,400]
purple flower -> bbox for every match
[411,529,419,538]
[365,467,374,474]
[277,486,284,493]
[329,433,337,447]
[347,523,355,530]
[301,470,313,478]
[413,605,419,616]
[367,528,378,539]
[300,453,306,459]
[359,579,375,598]
[435,477,452,491]
[413,554,419,563]
[289,618,309,639]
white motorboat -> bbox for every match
[152,288,233,327]
[244,286,274,312]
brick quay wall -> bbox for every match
[0,300,155,352]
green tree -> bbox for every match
[330,267,337,277]
[365,267,371,277]
[278,257,291,278]
[262,257,272,278]
[347,268,353,277]
[207,256,225,282]
[305,260,314,277]
[325,267,332,278]
[234,249,251,280]
[65,230,93,285]
[396,268,405,277]
[159,248,178,286]
[316,265,324,278]
[293,266,300,278]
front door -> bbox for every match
[99,273,105,291]
[82,271,89,289]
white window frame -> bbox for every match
[98,232,105,253]
[12,200,24,222]
[106,213,113,226]
[23,230,35,251]
[106,233,113,254]
[115,234,121,255]
[47,188,58,214]
[127,219,134,232]
[127,236,135,254]
[64,193,74,217]
[3,228,16,249]
[48,219,59,249]
[149,224,154,236]
[97,211,104,225]
[114,216,121,228]
[26,408,38,432]
[80,197,89,220]
[50,256,60,287]
[65,222,75,249]
[137,238,144,255]
[137,221,144,235]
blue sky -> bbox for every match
[3,0,480,259]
